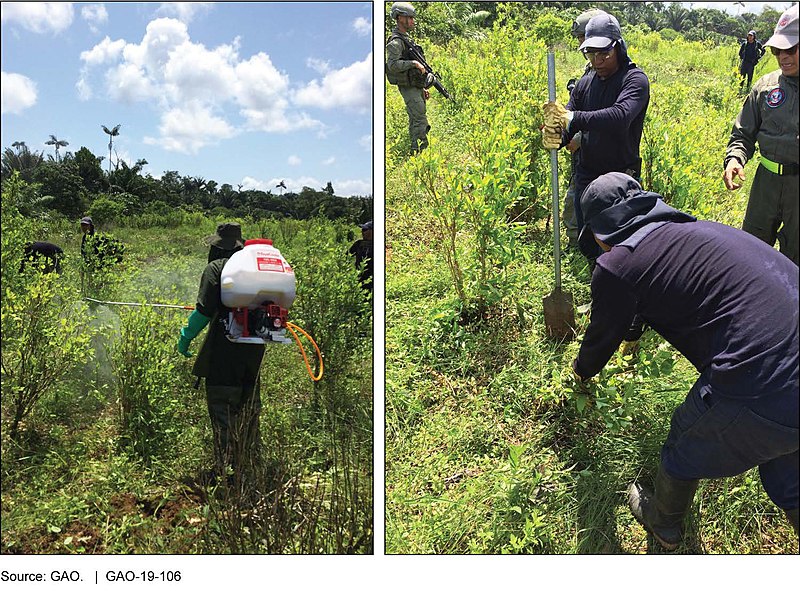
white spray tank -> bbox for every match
[220,239,296,344]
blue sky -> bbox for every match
[1,2,373,197]
[685,2,794,15]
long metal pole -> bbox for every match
[547,52,561,290]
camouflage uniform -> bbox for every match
[725,70,799,265]
[386,27,430,153]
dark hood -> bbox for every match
[578,172,696,258]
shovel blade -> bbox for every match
[543,287,576,341]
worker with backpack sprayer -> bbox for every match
[177,222,288,486]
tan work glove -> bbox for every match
[542,128,562,150]
[543,101,574,132]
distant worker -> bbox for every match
[572,172,798,550]
[739,30,766,90]
[723,4,799,265]
[177,223,265,484]
[386,2,431,154]
[563,8,608,251]
[349,220,374,292]
[79,216,123,270]
[20,241,63,274]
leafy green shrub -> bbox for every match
[87,195,126,226]
[1,274,93,440]
[109,305,186,462]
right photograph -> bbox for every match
[384,1,799,554]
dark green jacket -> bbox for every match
[192,258,265,384]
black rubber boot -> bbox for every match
[628,465,699,551]
[785,507,799,536]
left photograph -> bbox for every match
[1,2,374,554]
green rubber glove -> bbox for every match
[177,310,210,357]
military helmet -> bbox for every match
[571,8,607,38]
[391,2,415,20]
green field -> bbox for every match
[385,5,796,554]
[1,190,373,554]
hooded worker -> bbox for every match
[573,172,799,549]
[542,13,650,242]
[178,222,265,484]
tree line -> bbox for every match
[1,140,372,227]
[402,1,785,46]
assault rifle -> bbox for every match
[406,42,453,102]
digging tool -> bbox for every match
[542,51,576,341]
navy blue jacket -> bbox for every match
[576,220,799,402]
[566,61,650,177]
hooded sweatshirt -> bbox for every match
[566,42,650,177]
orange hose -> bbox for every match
[286,321,324,382]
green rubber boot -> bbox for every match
[628,465,699,551]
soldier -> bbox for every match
[177,223,265,484]
[738,30,766,91]
[386,2,431,154]
[723,4,799,265]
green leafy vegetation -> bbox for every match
[2,172,372,554]
[385,3,795,554]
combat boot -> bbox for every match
[785,507,799,536]
[628,465,698,551]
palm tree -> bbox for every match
[45,134,68,162]
[101,124,121,173]
[11,141,26,154]
[276,180,287,195]
[664,3,690,32]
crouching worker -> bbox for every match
[177,223,265,485]
[20,241,64,274]
[571,172,798,550]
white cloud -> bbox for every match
[1,71,38,114]
[241,176,370,197]
[155,2,212,23]
[75,76,92,101]
[288,155,302,166]
[143,102,236,154]
[359,134,372,150]
[81,4,107,34]
[352,16,371,37]
[106,62,157,103]
[1,2,74,34]
[80,36,126,66]
[294,53,372,112]
[335,179,372,196]
[322,156,336,166]
[77,15,328,151]
[306,57,331,74]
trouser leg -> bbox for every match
[206,380,261,477]
[400,86,429,153]
[564,178,579,247]
[742,166,782,247]
[776,174,799,265]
